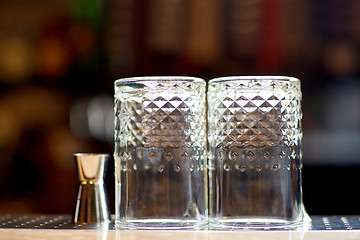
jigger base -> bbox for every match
[73,182,110,223]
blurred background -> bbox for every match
[0,0,360,215]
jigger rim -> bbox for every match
[74,153,110,157]
[209,76,299,84]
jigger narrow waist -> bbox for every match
[80,180,104,185]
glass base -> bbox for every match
[115,218,208,230]
[209,215,311,230]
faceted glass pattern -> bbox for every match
[207,76,302,148]
[115,77,206,149]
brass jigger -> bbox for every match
[73,153,110,223]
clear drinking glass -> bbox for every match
[114,76,208,229]
[207,76,310,229]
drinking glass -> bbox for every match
[207,76,310,229]
[114,76,207,229]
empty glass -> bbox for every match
[114,76,207,229]
[207,76,310,229]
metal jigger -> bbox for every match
[73,153,110,223]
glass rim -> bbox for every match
[209,76,299,84]
[115,76,205,85]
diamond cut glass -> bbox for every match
[207,76,310,229]
[114,77,207,229]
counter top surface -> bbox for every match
[0,215,360,240]
[1,229,360,240]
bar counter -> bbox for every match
[1,215,360,240]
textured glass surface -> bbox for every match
[208,76,302,148]
[207,76,309,229]
[114,77,207,229]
